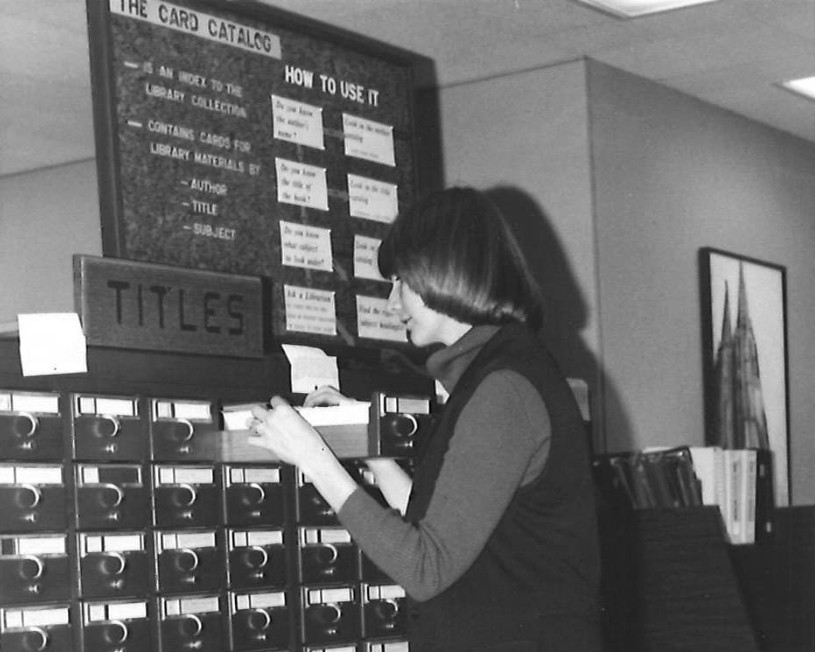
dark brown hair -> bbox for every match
[378,187,543,330]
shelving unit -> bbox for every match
[598,505,815,652]
[2,337,812,651]
[0,339,429,652]
[731,506,815,652]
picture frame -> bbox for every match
[699,247,790,506]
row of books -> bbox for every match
[593,446,774,544]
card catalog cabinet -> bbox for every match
[0,342,429,652]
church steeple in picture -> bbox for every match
[713,283,735,447]
[711,263,770,449]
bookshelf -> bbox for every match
[598,505,815,652]
[598,507,759,651]
[0,338,430,652]
[1,338,810,652]
[730,506,815,652]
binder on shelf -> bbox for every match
[591,455,636,511]
[608,455,637,507]
[593,444,767,545]
[739,449,758,545]
[723,449,742,544]
[593,446,703,510]
[669,448,704,507]
[630,453,659,509]
[646,447,702,508]
[754,448,775,540]
[688,446,762,544]
[688,446,726,508]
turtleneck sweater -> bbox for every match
[338,324,551,600]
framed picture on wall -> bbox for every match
[699,247,790,506]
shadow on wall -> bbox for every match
[484,185,634,454]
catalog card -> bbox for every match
[343,114,395,166]
[356,295,406,342]
[353,235,386,281]
[275,159,329,210]
[284,285,337,336]
[272,95,325,150]
[347,174,399,223]
[280,220,333,272]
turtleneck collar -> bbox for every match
[425,324,501,395]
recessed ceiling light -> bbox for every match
[781,76,815,102]
[574,0,720,18]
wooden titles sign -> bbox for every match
[73,254,263,358]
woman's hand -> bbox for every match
[248,395,358,513]
[248,396,329,469]
[303,385,359,407]
[365,458,413,515]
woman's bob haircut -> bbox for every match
[378,187,543,331]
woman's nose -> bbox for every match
[386,283,401,313]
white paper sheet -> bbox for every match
[18,313,87,376]
[281,343,339,393]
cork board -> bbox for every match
[88,0,419,349]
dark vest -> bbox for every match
[405,324,601,652]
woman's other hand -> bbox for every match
[303,385,359,407]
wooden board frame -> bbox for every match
[74,253,265,358]
[86,0,424,352]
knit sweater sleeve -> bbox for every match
[338,369,551,601]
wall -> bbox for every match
[2,58,813,504]
[435,60,604,448]
[586,60,815,505]
[436,59,814,504]
[0,160,101,326]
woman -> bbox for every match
[249,187,602,651]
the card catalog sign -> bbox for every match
[73,255,263,358]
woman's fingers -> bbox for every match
[303,385,358,407]
[249,404,268,422]
[269,395,291,409]
[245,397,329,468]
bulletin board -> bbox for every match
[86,0,419,350]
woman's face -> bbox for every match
[386,278,468,347]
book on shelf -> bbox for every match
[594,445,772,545]
[740,449,758,545]
[723,448,742,543]
[690,447,763,545]
[593,446,702,511]
[688,445,726,508]
[753,448,775,540]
